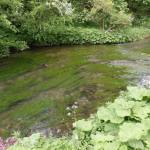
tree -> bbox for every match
[126,0,150,16]
[90,0,132,30]
[0,0,27,57]
[0,0,73,57]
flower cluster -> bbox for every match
[0,137,16,150]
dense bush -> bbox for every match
[0,0,27,57]
[0,0,74,57]
[7,86,150,150]
[134,16,150,28]
[0,37,27,57]
[22,26,150,46]
[1,25,149,58]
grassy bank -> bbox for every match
[4,86,150,150]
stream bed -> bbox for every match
[0,38,149,137]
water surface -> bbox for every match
[0,39,149,137]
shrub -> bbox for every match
[1,25,149,58]
[22,24,150,46]
[0,37,28,57]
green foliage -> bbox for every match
[134,16,150,28]
[0,0,27,57]
[72,86,150,149]
[20,25,150,46]
[8,86,150,149]
[90,0,133,30]
[71,0,133,30]
[0,0,150,57]
[9,133,77,150]
[127,0,150,16]
[0,0,75,57]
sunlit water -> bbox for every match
[0,38,149,137]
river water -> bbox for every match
[0,38,149,137]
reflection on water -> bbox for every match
[0,39,149,137]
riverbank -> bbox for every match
[3,86,150,150]
[1,26,150,57]
[29,27,150,46]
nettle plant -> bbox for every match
[8,86,150,150]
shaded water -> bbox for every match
[0,38,149,137]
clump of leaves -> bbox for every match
[8,86,150,150]
[73,86,150,149]
[8,133,78,150]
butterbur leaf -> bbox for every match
[108,106,124,124]
[97,107,124,124]
[115,106,131,117]
[94,141,120,150]
[128,140,144,149]
[127,86,150,100]
[110,114,124,124]
[97,107,111,122]
[104,123,119,134]
[143,134,150,148]
[119,145,128,150]
[73,119,93,132]
[142,119,150,130]
[119,122,147,142]
[133,103,150,119]
[91,133,115,143]
[108,102,131,118]
[114,98,134,109]
[104,142,120,150]
[72,130,85,140]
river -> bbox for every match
[0,38,149,137]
